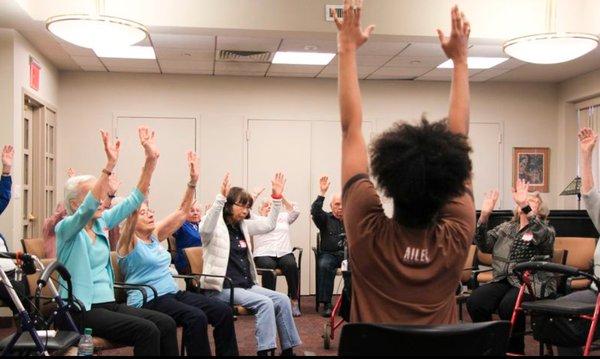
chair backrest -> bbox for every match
[109,251,127,303]
[554,237,595,271]
[21,238,46,259]
[552,248,568,265]
[183,247,204,274]
[167,235,177,261]
[25,258,59,317]
[338,321,511,356]
[476,250,493,267]
[461,245,477,283]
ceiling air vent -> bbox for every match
[325,5,344,22]
[217,50,272,63]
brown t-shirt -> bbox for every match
[342,173,475,325]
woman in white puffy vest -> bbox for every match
[199,172,302,356]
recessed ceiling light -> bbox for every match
[94,46,156,59]
[272,51,335,65]
[437,57,509,69]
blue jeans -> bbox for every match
[206,285,302,351]
[317,252,343,304]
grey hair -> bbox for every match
[64,175,96,215]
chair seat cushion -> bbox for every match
[522,299,596,316]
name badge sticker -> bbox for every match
[522,232,534,242]
[239,240,247,248]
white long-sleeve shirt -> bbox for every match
[253,205,300,258]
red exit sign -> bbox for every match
[29,56,40,91]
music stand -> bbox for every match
[560,176,582,210]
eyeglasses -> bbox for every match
[234,202,252,209]
[139,208,155,216]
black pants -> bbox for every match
[254,254,299,300]
[466,279,533,354]
[67,302,178,356]
[0,271,29,314]
[145,290,238,356]
[317,252,343,305]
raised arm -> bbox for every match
[283,197,300,224]
[437,6,471,135]
[0,145,14,215]
[199,173,230,243]
[102,126,158,229]
[155,151,199,240]
[333,0,375,185]
[247,172,285,235]
[474,190,499,252]
[580,128,597,195]
[57,131,119,240]
[311,176,330,228]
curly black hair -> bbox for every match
[370,118,472,229]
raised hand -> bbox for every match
[512,179,530,208]
[187,150,199,184]
[437,5,470,63]
[100,130,120,169]
[578,127,598,155]
[333,0,375,52]
[251,186,266,201]
[67,167,76,178]
[108,173,122,196]
[138,126,160,161]
[1,145,14,175]
[220,173,231,197]
[481,189,499,215]
[319,176,331,196]
[271,172,286,197]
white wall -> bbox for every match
[0,28,59,251]
[557,68,600,209]
[57,72,560,210]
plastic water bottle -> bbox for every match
[77,328,94,356]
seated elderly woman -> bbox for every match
[200,173,302,356]
[56,127,178,356]
[253,196,302,316]
[467,180,555,354]
[117,151,238,356]
[172,201,202,274]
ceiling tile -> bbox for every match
[78,64,107,72]
[367,67,432,80]
[279,38,337,53]
[416,68,483,81]
[329,55,393,67]
[268,64,323,75]
[218,71,266,77]
[319,64,378,79]
[217,36,281,52]
[103,59,160,73]
[159,59,213,73]
[470,69,511,82]
[214,62,269,76]
[396,43,445,58]
[58,41,95,56]
[155,48,214,61]
[357,41,409,56]
[70,55,103,67]
[162,67,212,75]
[386,55,446,68]
[150,34,215,50]
[495,57,525,70]
[468,44,506,58]
[267,72,317,78]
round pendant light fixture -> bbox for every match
[502,0,599,64]
[46,14,148,49]
[503,32,598,64]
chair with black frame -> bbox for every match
[312,232,343,312]
[511,261,600,356]
[182,246,276,318]
[456,244,477,322]
[21,238,46,259]
[338,321,511,356]
[554,237,596,293]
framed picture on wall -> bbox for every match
[512,147,550,192]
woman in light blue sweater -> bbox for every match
[56,127,177,356]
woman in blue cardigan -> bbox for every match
[56,127,178,356]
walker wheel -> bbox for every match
[323,322,332,349]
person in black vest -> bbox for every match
[311,176,345,317]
